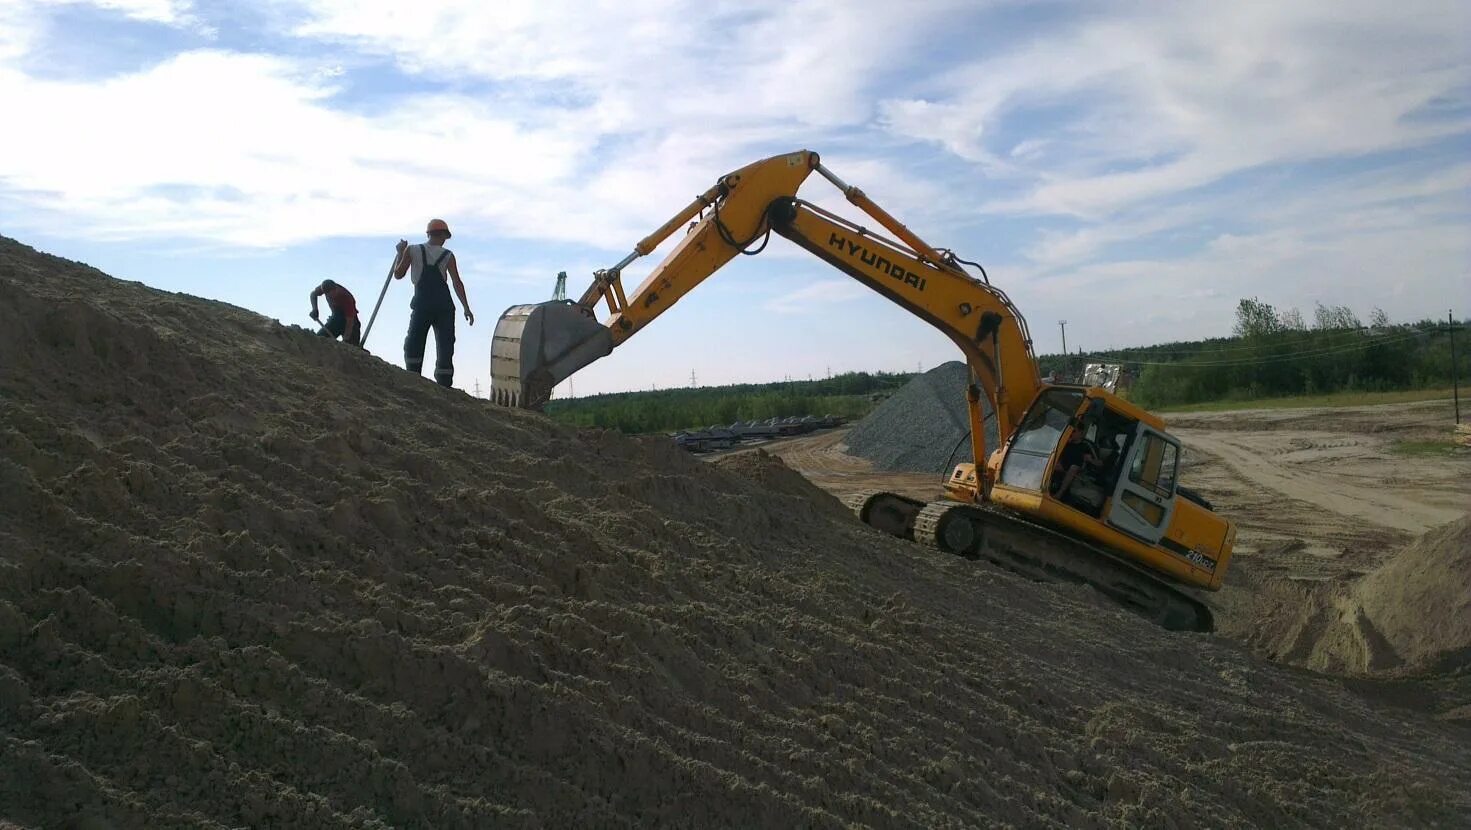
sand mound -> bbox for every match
[710,450,853,523]
[844,362,999,474]
[2,235,1469,828]
[1356,514,1471,667]
[1214,515,1471,694]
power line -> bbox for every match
[1087,325,1439,358]
[1095,330,1425,367]
[1090,328,1430,367]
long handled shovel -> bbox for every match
[360,249,403,349]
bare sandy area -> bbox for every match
[718,429,943,501]
[765,401,1471,716]
[1171,402,1466,549]
[1169,404,1470,688]
[2,235,1469,828]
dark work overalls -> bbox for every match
[404,245,457,387]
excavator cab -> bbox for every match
[982,387,1232,590]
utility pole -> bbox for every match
[1059,320,1069,382]
[473,379,482,398]
[1452,310,1461,424]
[569,379,575,398]
[552,271,567,301]
[690,368,697,388]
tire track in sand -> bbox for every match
[1178,431,1461,533]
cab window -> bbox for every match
[1010,390,1084,455]
[1128,434,1179,498]
[999,389,1085,490]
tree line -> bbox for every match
[544,371,915,433]
[1080,299,1465,408]
[543,299,1465,432]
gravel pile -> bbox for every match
[845,361,999,474]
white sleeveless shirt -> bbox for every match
[407,244,454,286]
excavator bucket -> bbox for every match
[489,301,613,410]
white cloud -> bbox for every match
[0,0,982,249]
[0,0,1466,392]
[0,5,36,61]
[289,0,977,133]
[763,278,867,314]
[881,1,1471,219]
[31,0,195,25]
[280,0,986,239]
[0,49,598,246]
[1005,190,1469,354]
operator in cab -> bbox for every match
[1051,428,1101,501]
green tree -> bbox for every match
[1234,297,1281,338]
[1313,302,1361,331]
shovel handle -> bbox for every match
[359,249,402,348]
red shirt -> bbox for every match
[323,283,358,319]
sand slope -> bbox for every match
[1222,516,1471,680]
[1,236,1468,828]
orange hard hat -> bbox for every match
[426,218,452,239]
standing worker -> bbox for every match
[394,218,474,387]
[309,279,362,346]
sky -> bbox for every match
[1,0,1467,398]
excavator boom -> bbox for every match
[489,150,1038,473]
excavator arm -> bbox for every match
[763,195,1041,444]
[490,149,1041,491]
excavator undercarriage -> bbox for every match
[842,491,1214,632]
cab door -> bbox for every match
[1107,424,1180,544]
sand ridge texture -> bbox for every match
[1225,516,1471,680]
[1,235,1469,828]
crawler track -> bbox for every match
[847,491,1214,632]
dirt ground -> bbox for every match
[727,429,944,501]
[760,401,1471,706]
[1170,402,1470,685]
[1171,402,1467,558]
[4,233,1470,828]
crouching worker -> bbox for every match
[393,218,474,387]
[310,279,361,346]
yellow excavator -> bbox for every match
[489,150,1236,631]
